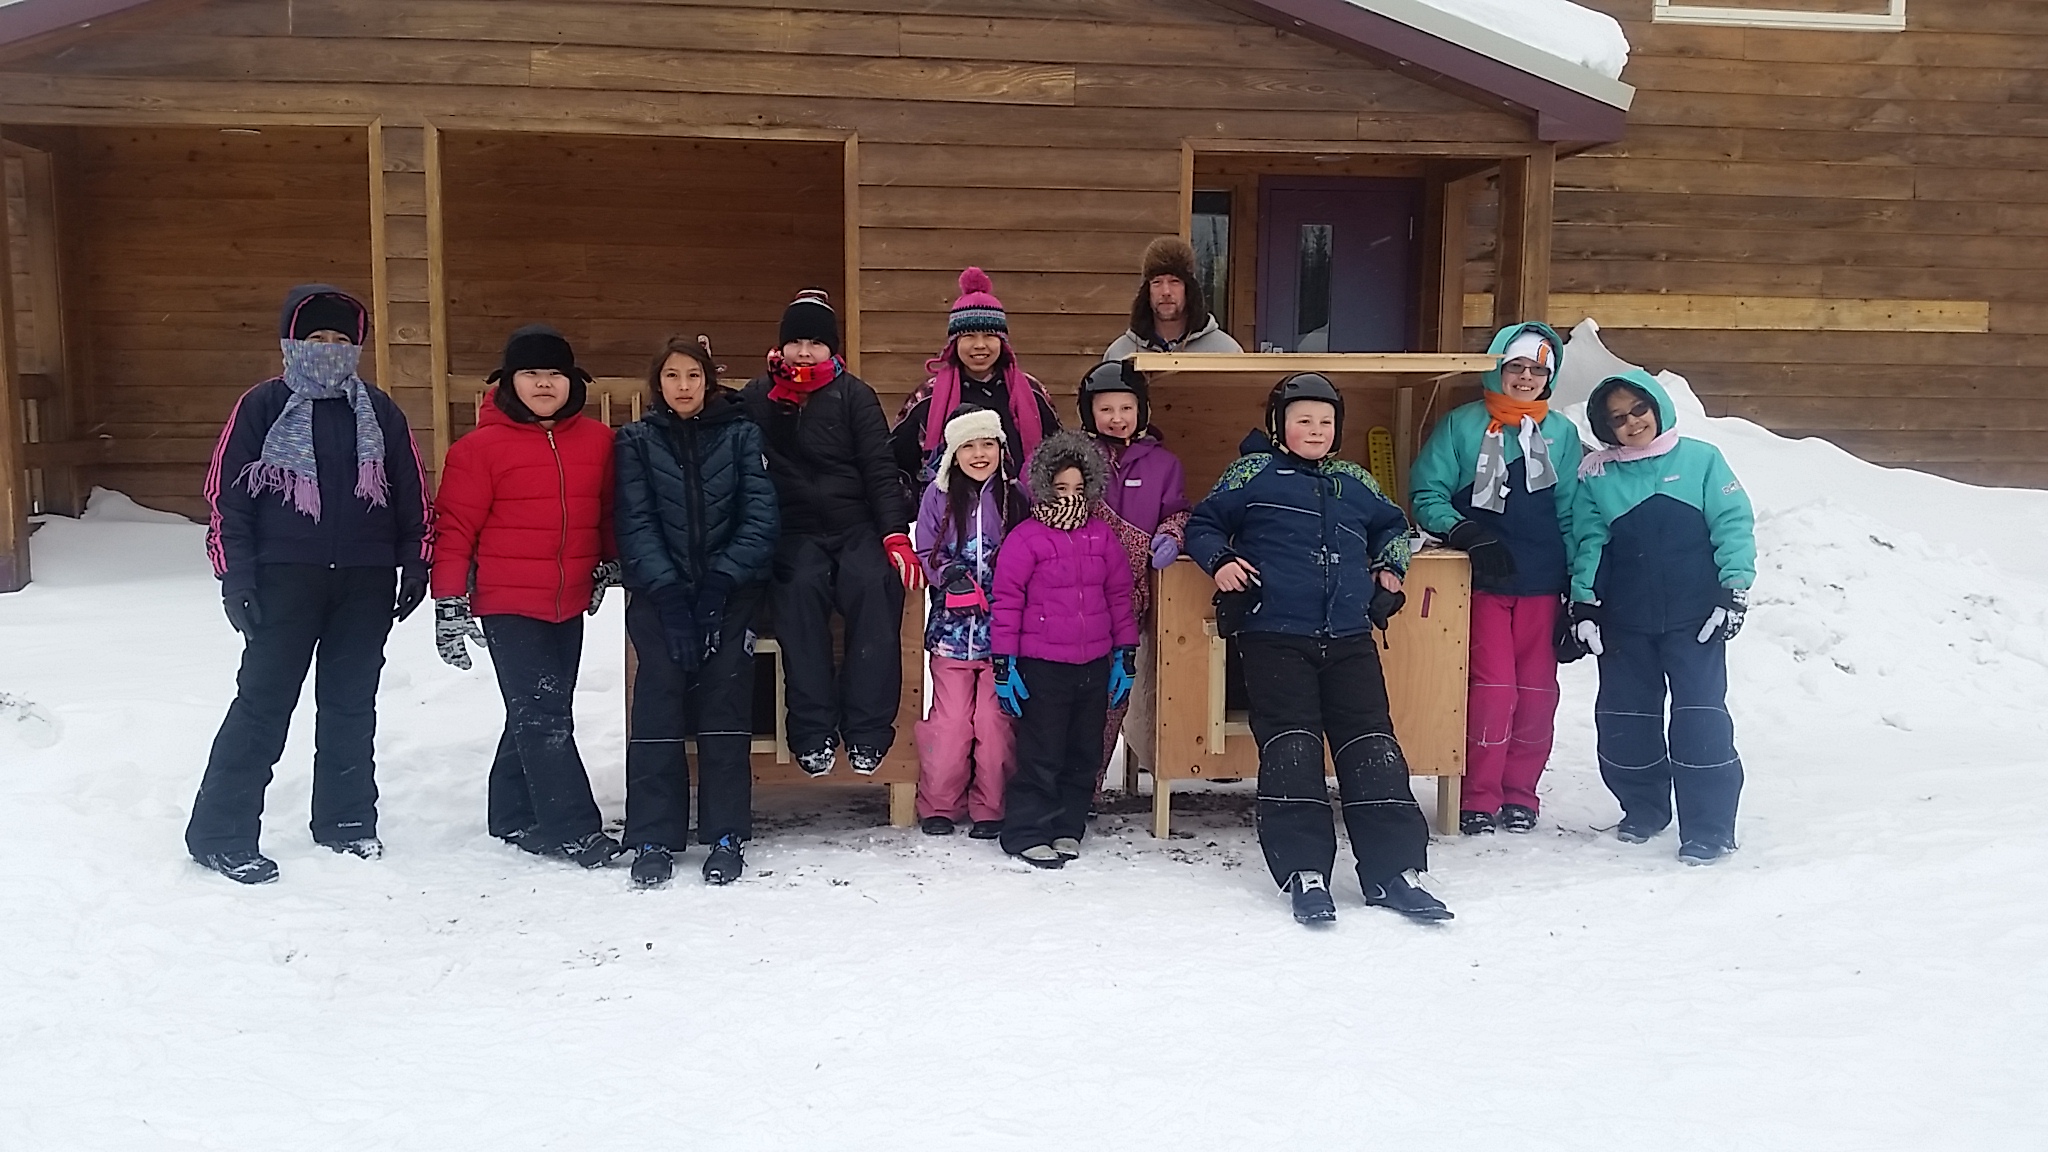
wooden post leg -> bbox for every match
[1435,775,1461,837]
[1152,776,1172,839]
[888,782,916,829]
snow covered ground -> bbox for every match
[4,334,2046,1149]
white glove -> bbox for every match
[1574,618,1604,657]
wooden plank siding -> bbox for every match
[64,125,373,519]
[0,0,1539,511]
[1556,0,2048,487]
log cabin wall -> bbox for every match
[1553,0,2047,487]
[0,0,1538,510]
[66,125,373,519]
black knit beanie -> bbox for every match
[280,285,368,344]
[777,289,840,354]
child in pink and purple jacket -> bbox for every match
[989,430,1139,869]
[913,405,1029,840]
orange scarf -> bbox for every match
[1483,391,1548,434]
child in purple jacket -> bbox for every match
[989,430,1139,868]
[1077,361,1190,800]
[913,405,1029,840]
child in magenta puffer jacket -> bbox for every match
[989,430,1139,868]
[914,405,1029,840]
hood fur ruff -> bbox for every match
[1025,429,1106,505]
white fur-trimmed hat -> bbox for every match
[933,405,1006,492]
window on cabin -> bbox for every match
[1192,190,1231,331]
[1651,0,1904,31]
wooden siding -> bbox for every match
[1559,0,2048,487]
[66,125,373,519]
[0,0,1536,503]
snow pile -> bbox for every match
[2,336,2046,1145]
[1371,0,1632,80]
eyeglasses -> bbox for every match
[1608,399,1654,428]
[1502,360,1552,380]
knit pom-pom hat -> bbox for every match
[778,288,840,354]
[932,404,1006,493]
[947,266,1008,339]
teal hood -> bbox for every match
[1481,321,1565,398]
[1587,369,1677,447]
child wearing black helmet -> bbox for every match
[1074,360,1189,801]
[1184,374,1451,926]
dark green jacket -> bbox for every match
[614,389,778,595]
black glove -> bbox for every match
[222,587,262,636]
[1566,600,1604,659]
[394,572,429,622]
[1554,596,1590,663]
[694,572,734,663]
[1698,586,1748,645]
[1445,520,1517,585]
[1367,582,1406,631]
[650,585,700,671]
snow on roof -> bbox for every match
[1344,0,1631,93]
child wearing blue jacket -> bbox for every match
[1410,322,1581,836]
[1185,374,1451,927]
[1566,369,1756,865]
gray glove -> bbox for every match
[587,559,623,616]
[435,595,486,670]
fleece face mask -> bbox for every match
[240,339,387,521]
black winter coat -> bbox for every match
[205,377,431,596]
[738,369,909,537]
[614,390,779,594]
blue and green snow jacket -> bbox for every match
[1572,370,1756,634]
[1184,431,1411,640]
[1409,322,1581,597]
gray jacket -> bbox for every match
[1104,314,1245,360]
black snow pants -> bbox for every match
[1239,632,1429,889]
[1000,655,1110,856]
[1595,627,1743,848]
[186,564,395,858]
[481,614,604,845]
[624,585,765,848]
[769,526,904,757]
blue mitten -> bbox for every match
[1107,645,1137,710]
[993,654,1029,718]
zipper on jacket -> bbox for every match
[548,427,568,621]
[682,423,707,586]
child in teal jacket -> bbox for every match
[1567,369,1755,864]
[1410,321,1581,835]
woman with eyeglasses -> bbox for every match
[1564,370,1756,866]
[1410,322,1583,837]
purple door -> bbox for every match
[1257,177,1421,353]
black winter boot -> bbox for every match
[319,837,383,859]
[968,820,1003,840]
[1363,872,1454,922]
[703,835,744,885]
[631,844,673,887]
[920,816,955,836]
[1679,839,1733,866]
[561,832,625,869]
[195,850,279,885]
[1498,804,1538,834]
[1288,871,1337,925]
[1459,810,1496,836]
[847,744,886,775]
[1616,816,1665,844]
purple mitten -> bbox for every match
[1149,533,1180,569]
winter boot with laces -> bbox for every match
[703,835,745,885]
[847,744,886,775]
[194,850,279,885]
[1459,810,1496,836]
[796,745,836,778]
[1363,872,1454,922]
[631,844,674,887]
[319,837,384,859]
[1498,804,1538,834]
[561,832,625,869]
[1288,871,1337,925]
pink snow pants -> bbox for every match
[916,654,1016,822]
[1464,592,1561,814]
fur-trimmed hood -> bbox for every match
[1025,428,1106,505]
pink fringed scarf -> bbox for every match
[1579,428,1681,479]
[917,337,1046,459]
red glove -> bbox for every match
[884,533,926,592]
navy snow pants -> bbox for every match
[1594,627,1744,848]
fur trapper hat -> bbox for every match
[1024,428,1106,505]
[932,404,1006,493]
[1130,236,1211,341]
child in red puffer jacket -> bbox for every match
[431,325,622,869]
[988,430,1138,869]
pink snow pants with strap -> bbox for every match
[1463,592,1561,814]
[916,654,1016,822]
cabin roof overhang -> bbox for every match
[0,0,1633,146]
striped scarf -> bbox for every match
[239,339,387,521]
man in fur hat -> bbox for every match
[1103,236,1244,359]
